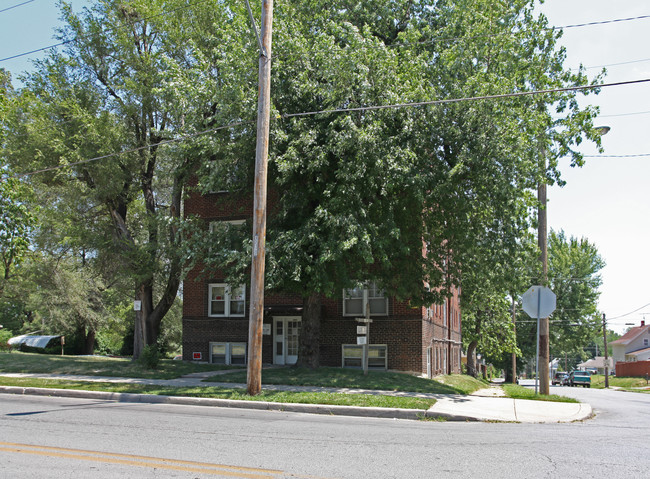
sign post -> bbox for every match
[356,302,372,375]
[522,286,556,394]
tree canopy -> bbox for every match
[191,0,603,366]
[2,0,604,364]
[515,230,605,372]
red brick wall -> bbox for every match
[182,318,277,364]
[615,360,650,377]
[182,183,462,374]
[182,283,431,372]
[419,286,462,376]
[318,316,423,371]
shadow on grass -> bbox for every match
[202,367,473,394]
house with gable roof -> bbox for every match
[610,320,650,373]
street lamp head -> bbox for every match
[594,125,611,136]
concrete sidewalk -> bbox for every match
[429,394,592,423]
[0,373,592,423]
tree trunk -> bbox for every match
[296,292,321,368]
[83,329,95,355]
[466,340,478,378]
[131,170,185,360]
[133,282,152,360]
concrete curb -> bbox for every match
[0,381,593,423]
[0,386,440,420]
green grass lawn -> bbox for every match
[204,367,486,395]
[502,384,579,403]
[0,352,487,403]
[590,374,650,389]
[0,351,237,379]
[0,376,436,410]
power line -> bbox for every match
[599,109,650,118]
[606,302,650,321]
[584,153,650,158]
[0,41,70,63]
[0,0,217,63]
[10,119,255,178]
[0,0,34,14]
[280,78,650,120]
[4,7,650,65]
[582,57,650,71]
[8,77,650,179]
[558,14,650,30]
[273,15,650,63]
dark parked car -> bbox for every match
[552,372,568,386]
[568,370,591,387]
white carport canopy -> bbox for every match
[7,335,61,349]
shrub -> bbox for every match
[0,330,13,352]
[138,344,161,370]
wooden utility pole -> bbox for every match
[512,296,517,383]
[603,313,609,388]
[538,147,550,396]
[247,0,274,396]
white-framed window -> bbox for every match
[644,338,649,347]
[208,283,246,317]
[210,342,247,365]
[341,344,388,369]
[209,219,246,232]
[343,282,388,316]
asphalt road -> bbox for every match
[1,387,649,478]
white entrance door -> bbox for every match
[273,316,301,365]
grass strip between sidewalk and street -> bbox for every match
[590,374,650,390]
[0,376,436,409]
[203,367,486,395]
[502,384,579,403]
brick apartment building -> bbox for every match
[182,183,462,376]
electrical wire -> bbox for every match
[0,0,218,63]
[584,153,650,158]
[280,78,650,120]
[606,302,650,321]
[3,8,650,64]
[7,77,650,179]
[559,14,650,30]
[0,0,34,14]
[10,118,255,178]
[582,57,650,71]
[599,109,650,118]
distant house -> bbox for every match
[181,182,462,376]
[576,356,613,375]
[610,321,650,372]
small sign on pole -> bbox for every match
[357,326,367,335]
[134,300,142,311]
[356,336,367,345]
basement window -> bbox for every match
[209,342,247,365]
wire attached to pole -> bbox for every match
[244,0,267,58]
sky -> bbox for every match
[1,0,649,333]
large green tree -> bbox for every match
[195,0,603,367]
[516,230,605,371]
[3,0,257,358]
[1,70,36,299]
